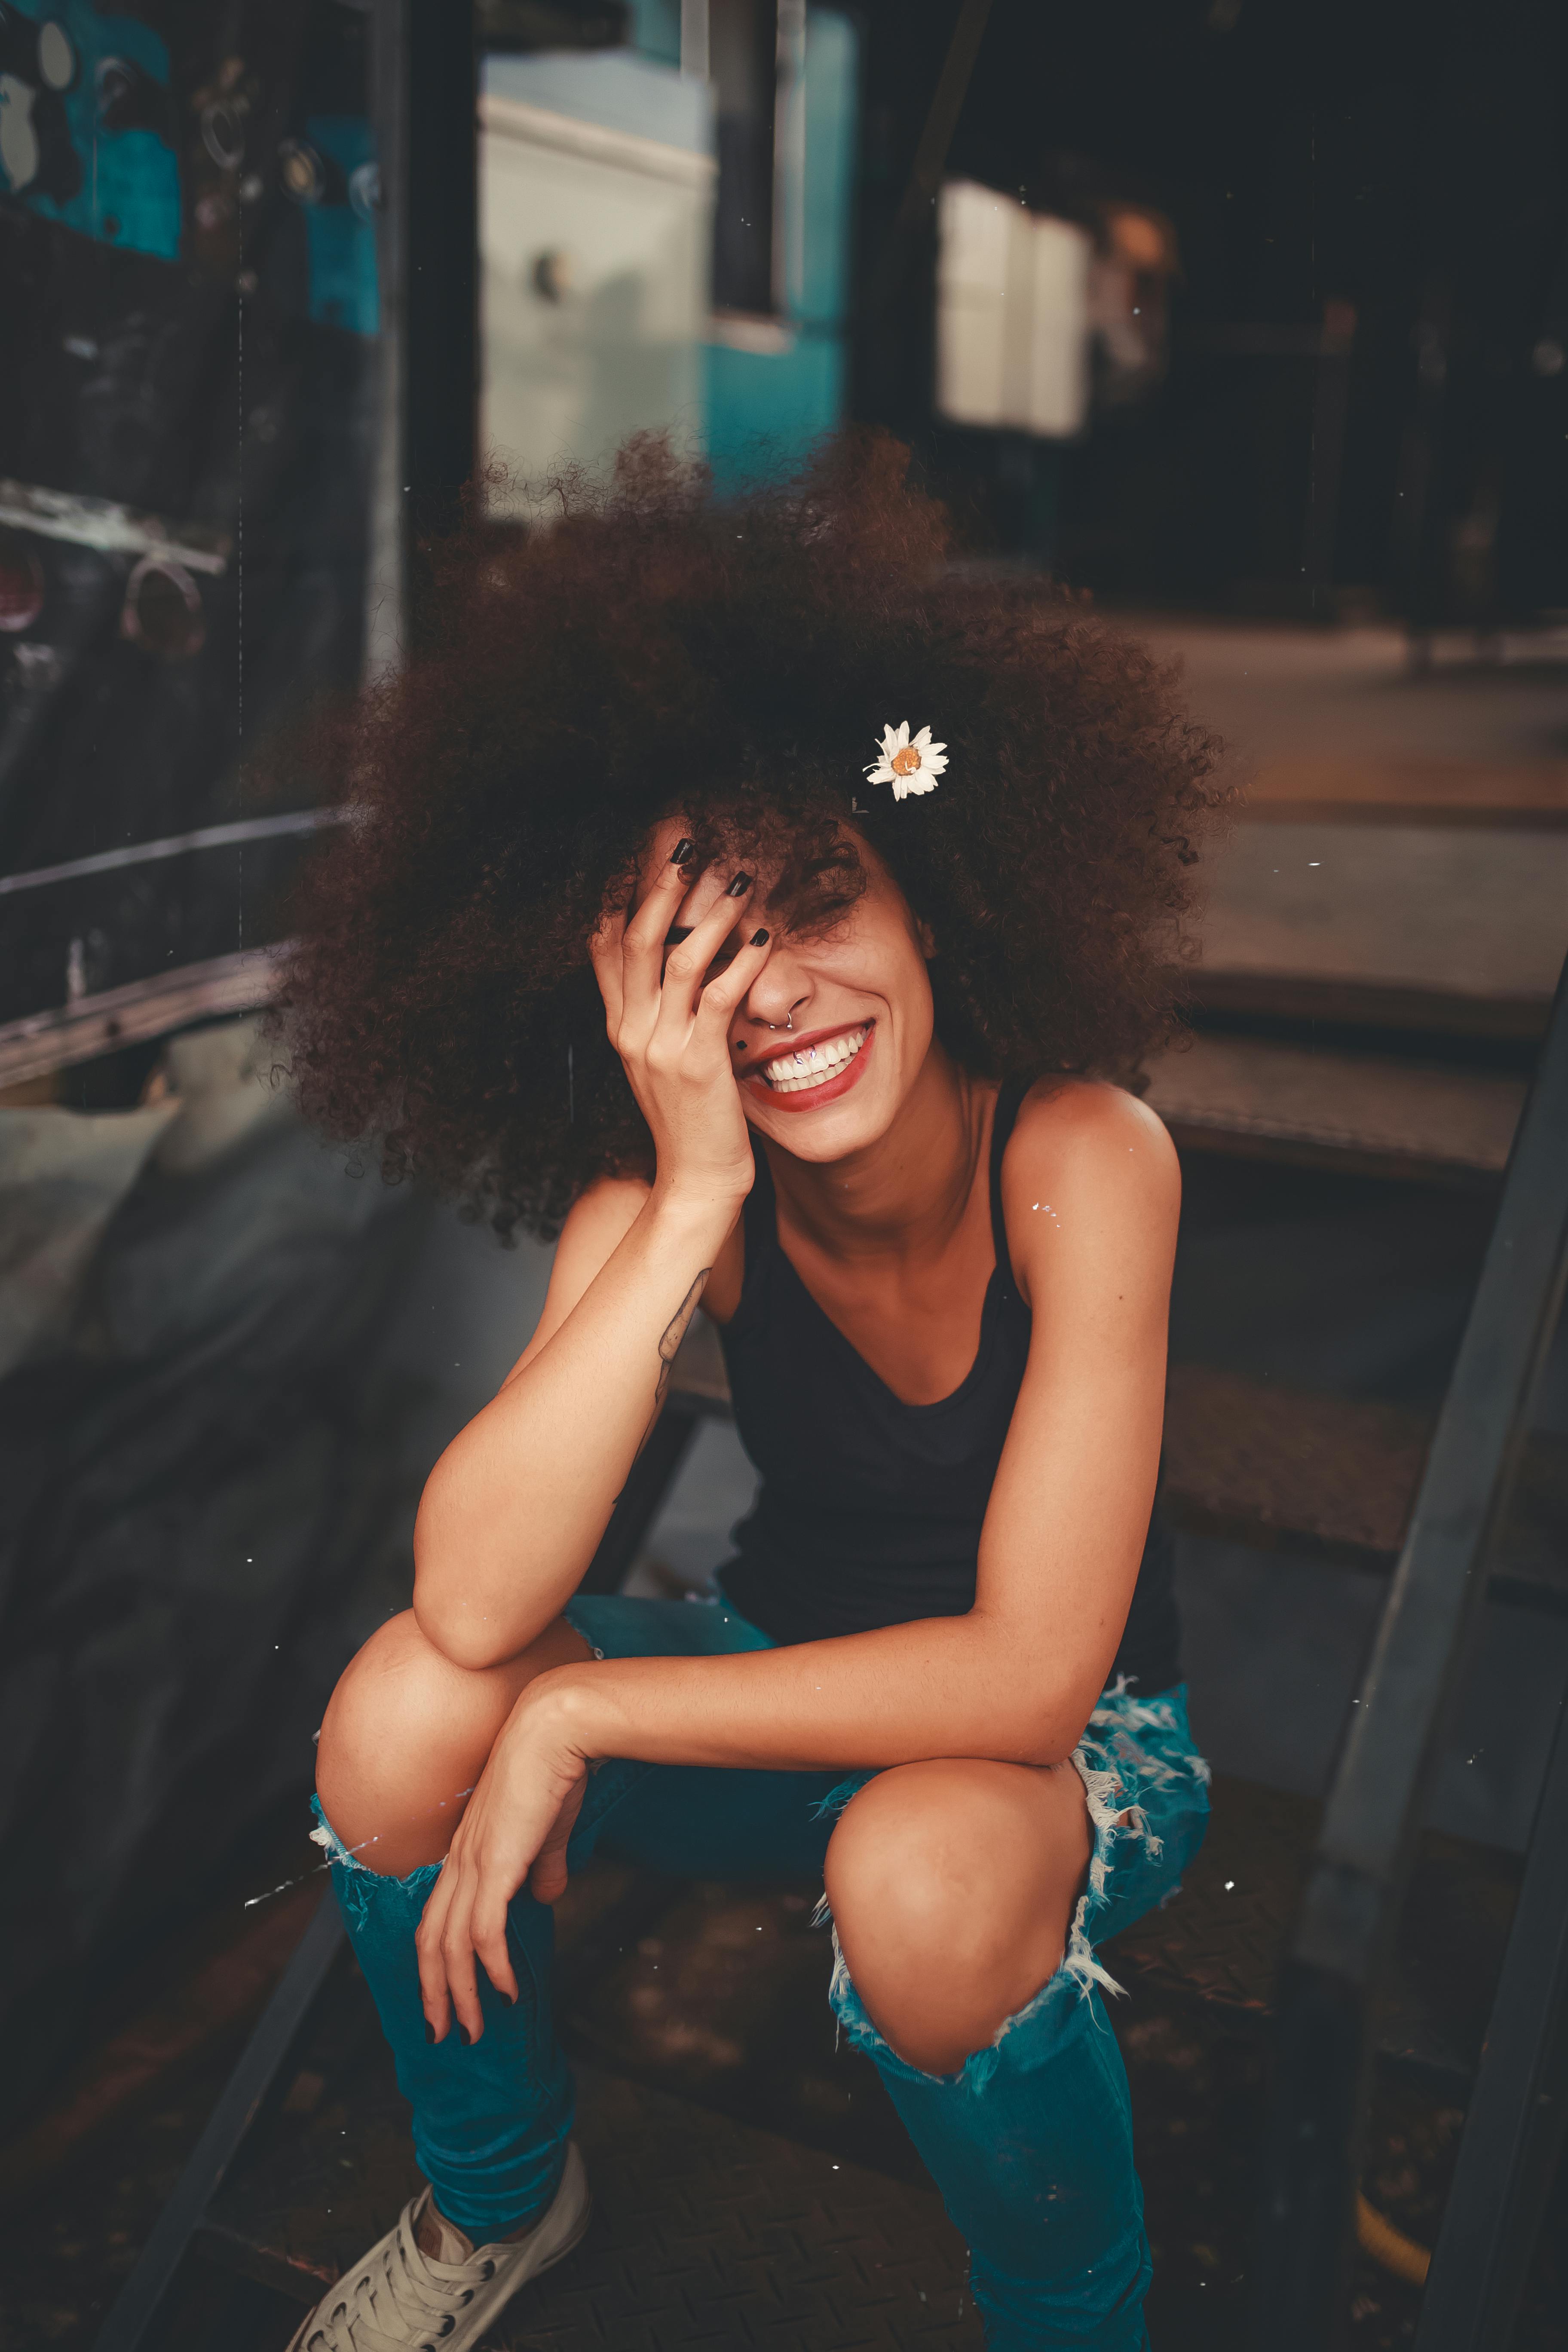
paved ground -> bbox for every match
[1123,617,1568,795]
[1194,819,1568,1009]
[1114,617,1568,1012]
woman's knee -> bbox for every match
[315,1609,587,1874]
[824,1759,1090,2075]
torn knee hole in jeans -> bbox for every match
[818,1708,1204,2079]
[824,1909,1111,2092]
[309,1799,443,1927]
[821,1802,1156,2086]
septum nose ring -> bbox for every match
[763,1011,794,1031]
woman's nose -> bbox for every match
[744,985,808,1030]
[739,953,806,1028]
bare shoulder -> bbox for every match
[999,1077,1179,1295]
[1008,1074,1179,1188]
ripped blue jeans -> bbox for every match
[313,1595,1210,2352]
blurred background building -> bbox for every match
[2,3,1567,2343]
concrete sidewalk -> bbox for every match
[1117,615,1568,1022]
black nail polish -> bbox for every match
[726,871,753,897]
[750,928,769,946]
[424,2021,435,2043]
[457,2024,472,2046]
[669,838,694,866]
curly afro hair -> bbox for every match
[277,431,1226,1240]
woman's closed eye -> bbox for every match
[664,923,740,978]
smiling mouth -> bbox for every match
[759,1023,872,1093]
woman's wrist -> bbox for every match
[643,1170,749,1242]
[513,1661,617,1758]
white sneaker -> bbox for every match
[285,2141,591,2350]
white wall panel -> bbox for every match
[480,93,715,496]
[937,179,1090,439]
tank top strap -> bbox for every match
[988,1080,1031,1294]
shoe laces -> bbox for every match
[299,2195,497,2352]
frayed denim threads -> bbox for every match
[824,1681,1211,2095]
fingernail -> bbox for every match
[506,1990,518,2006]
[726,872,753,897]
[457,2024,472,2046]
[750,928,769,946]
[669,838,694,866]
[424,2021,435,2043]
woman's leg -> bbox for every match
[825,1759,1152,2352]
[317,1606,592,1874]
[312,1608,591,2239]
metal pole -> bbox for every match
[890,0,994,242]
[404,0,479,563]
[855,0,995,440]
[364,0,410,683]
[92,1893,346,2352]
[365,0,477,677]
[1302,304,1356,619]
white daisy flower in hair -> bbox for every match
[864,720,948,801]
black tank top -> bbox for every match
[714,1081,1182,1694]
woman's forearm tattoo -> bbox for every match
[625,1270,711,1470]
[655,1270,710,1406]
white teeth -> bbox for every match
[762,1025,869,1092]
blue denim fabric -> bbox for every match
[312,1823,575,2238]
[822,1678,1210,2350]
[315,1596,1210,2348]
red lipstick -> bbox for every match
[741,1021,876,1114]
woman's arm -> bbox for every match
[412,846,773,1668]
[411,1176,733,1666]
[554,1079,1179,1772]
[419,1081,1181,2036]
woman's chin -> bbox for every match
[745,1075,895,1157]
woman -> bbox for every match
[281,435,1223,2351]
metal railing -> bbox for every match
[1254,950,1568,2346]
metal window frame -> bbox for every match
[689,0,804,328]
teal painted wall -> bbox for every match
[5,0,180,260]
[625,0,682,69]
[797,7,858,331]
[702,7,859,492]
[303,116,380,336]
[702,331,846,488]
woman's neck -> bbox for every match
[763,1046,993,1266]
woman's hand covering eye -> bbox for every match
[589,852,772,1206]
